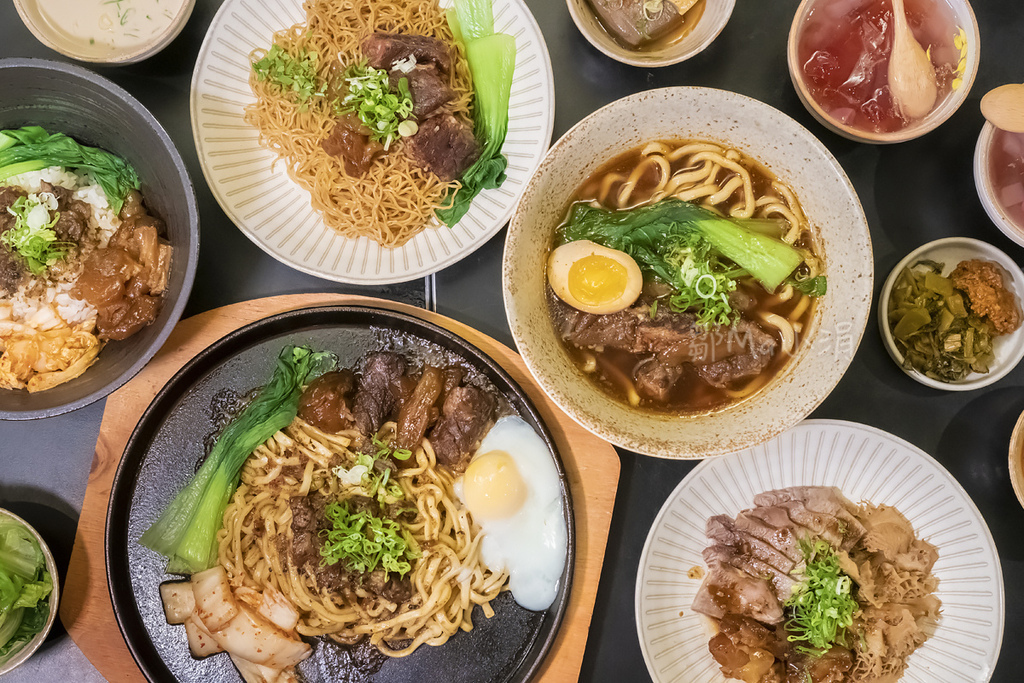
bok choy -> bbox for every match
[560,199,808,292]
[436,0,515,226]
[0,126,140,214]
[140,345,335,574]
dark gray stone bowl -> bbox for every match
[0,57,199,420]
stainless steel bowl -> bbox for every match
[0,508,60,676]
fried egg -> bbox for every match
[547,240,643,314]
[454,415,567,611]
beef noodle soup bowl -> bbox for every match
[503,87,873,458]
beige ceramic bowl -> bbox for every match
[974,121,1024,249]
[503,87,874,459]
[567,0,735,67]
[0,509,60,676]
[1009,410,1024,510]
[14,0,196,65]
[787,0,980,143]
[878,237,1024,391]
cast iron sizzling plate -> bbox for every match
[105,305,575,683]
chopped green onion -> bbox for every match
[319,501,419,579]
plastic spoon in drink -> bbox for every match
[887,0,938,121]
[981,84,1024,133]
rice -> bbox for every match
[0,166,114,390]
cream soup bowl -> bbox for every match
[503,87,873,458]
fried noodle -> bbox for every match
[217,418,507,657]
[244,0,474,247]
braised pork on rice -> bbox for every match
[693,486,941,683]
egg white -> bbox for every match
[454,416,567,611]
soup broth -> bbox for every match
[547,140,820,414]
[988,128,1024,231]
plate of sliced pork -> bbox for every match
[635,419,1003,683]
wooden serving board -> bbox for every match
[61,293,621,683]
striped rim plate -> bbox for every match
[189,0,554,284]
[635,419,1004,683]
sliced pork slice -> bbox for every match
[691,565,784,625]
[732,511,804,564]
[706,515,797,574]
[702,545,799,599]
[753,486,859,516]
[361,33,451,73]
[774,499,866,552]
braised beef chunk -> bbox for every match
[708,613,788,682]
[404,112,479,181]
[396,365,444,449]
[40,181,91,242]
[0,247,24,297]
[0,186,28,295]
[429,385,496,471]
[361,32,451,74]
[390,64,454,118]
[321,114,385,176]
[634,358,682,402]
[0,186,27,234]
[353,352,409,436]
[587,0,683,48]
[299,369,357,433]
[549,292,778,391]
[76,219,168,341]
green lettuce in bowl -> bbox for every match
[0,509,57,673]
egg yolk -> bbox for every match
[463,450,527,520]
[567,254,628,307]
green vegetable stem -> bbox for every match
[559,198,819,327]
[436,0,516,227]
[140,345,335,575]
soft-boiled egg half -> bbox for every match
[547,240,643,314]
[454,415,567,612]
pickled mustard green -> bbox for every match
[888,261,995,382]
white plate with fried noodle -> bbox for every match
[190,0,554,284]
[635,419,1004,683]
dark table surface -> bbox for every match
[2,0,1023,681]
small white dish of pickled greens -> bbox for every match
[878,236,1024,391]
[190,0,554,285]
[635,419,1004,683]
